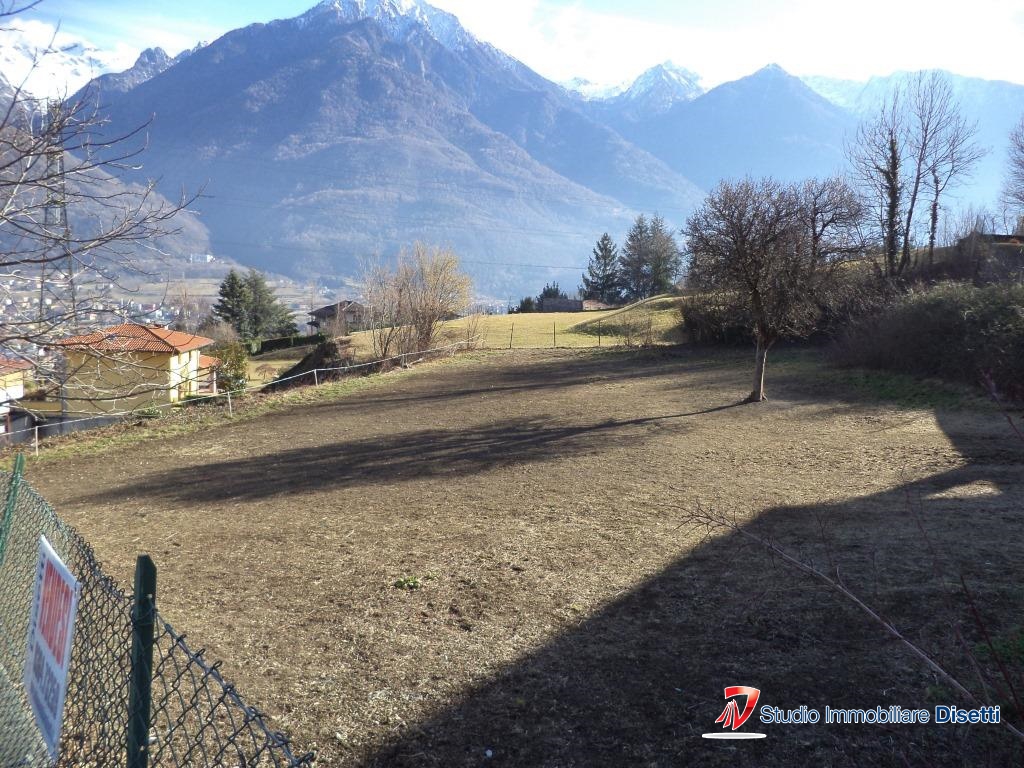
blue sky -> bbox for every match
[14,0,1024,89]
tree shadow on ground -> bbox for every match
[301,348,733,413]
[353,457,1024,768]
[75,345,1021,766]
[79,402,746,504]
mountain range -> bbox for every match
[6,0,1024,296]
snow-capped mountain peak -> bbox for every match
[562,61,703,110]
[621,62,703,105]
[560,76,629,101]
[0,19,132,98]
[296,0,476,51]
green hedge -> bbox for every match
[834,282,1024,400]
[680,293,753,345]
[251,333,325,355]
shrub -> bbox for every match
[682,270,893,346]
[213,342,250,393]
[680,292,752,345]
[834,282,1024,399]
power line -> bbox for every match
[153,141,698,214]
[207,237,590,272]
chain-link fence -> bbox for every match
[0,456,313,767]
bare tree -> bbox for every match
[920,79,986,266]
[796,176,866,263]
[1003,117,1024,216]
[848,71,982,279]
[169,281,211,333]
[0,2,39,26]
[684,176,863,403]
[403,243,472,351]
[362,257,413,360]
[0,39,198,409]
[362,244,472,362]
[848,93,905,278]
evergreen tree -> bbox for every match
[515,296,536,313]
[211,269,253,338]
[212,269,297,339]
[581,233,621,304]
[243,269,298,338]
[647,215,682,295]
[618,215,681,300]
[537,282,568,301]
[618,214,651,300]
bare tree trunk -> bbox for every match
[928,169,940,267]
[748,335,769,403]
[884,135,902,278]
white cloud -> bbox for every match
[433,0,1024,88]
[7,0,1024,100]
[78,14,226,56]
[0,19,136,97]
[0,11,226,98]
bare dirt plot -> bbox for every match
[26,348,1024,766]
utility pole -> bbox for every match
[43,100,76,333]
[43,100,74,426]
[308,279,318,334]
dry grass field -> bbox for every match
[344,295,685,361]
[22,347,1024,766]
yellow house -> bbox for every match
[1,357,31,436]
[49,324,216,416]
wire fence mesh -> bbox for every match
[0,460,313,767]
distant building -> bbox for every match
[42,323,216,416]
[0,357,31,437]
[537,297,583,313]
[308,301,366,333]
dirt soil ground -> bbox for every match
[28,347,1024,767]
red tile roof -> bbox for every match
[198,354,222,369]
[0,357,32,376]
[54,324,214,354]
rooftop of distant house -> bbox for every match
[53,324,214,354]
[309,300,365,319]
[0,357,32,376]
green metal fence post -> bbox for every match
[0,452,25,567]
[127,555,157,768]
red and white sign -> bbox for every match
[23,535,80,760]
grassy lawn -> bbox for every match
[245,357,298,383]
[343,295,686,359]
[22,346,1024,766]
[570,294,685,343]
